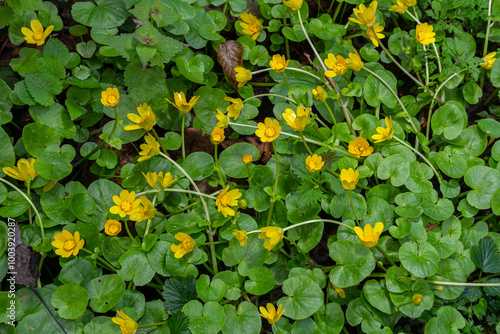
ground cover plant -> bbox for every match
[1,0,500,333]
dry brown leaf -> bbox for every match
[216,40,243,90]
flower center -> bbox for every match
[358,146,365,152]
[221,195,231,206]
[383,128,391,136]
[181,238,192,249]
[109,225,119,234]
[213,134,222,142]
[249,22,261,33]
[417,32,426,41]
[265,128,276,137]
[121,201,132,213]
[64,240,75,251]
[310,161,317,169]
[334,64,347,73]
[107,95,117,105]
[33,32,43,41]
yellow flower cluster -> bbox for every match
[340,168,359,190]
[142,171,177,189]
[138,134,160,162]
[415,23,436,45]
[325,51,364,78]
[372,116,394,143]
[348,137,373,158]
[109,190,156,222]
[259,226,284,251]
[105,220,122,236]
[306,154,324,173]
[101,88,120,107]
[348,1,385,48]
[211,126,225,144]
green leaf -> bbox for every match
[313,303,345,334]
[436,151,467,178]
[399,241,439,278]
[25,71,62,106]
[0,127,15,168]
[362,280,392,314]
[162,276,197,312]
[85,274,126,313]
[51,284,88,319]
[182,152,215,181]
[29,104,77,139]
[328,240,376,288]
[330,192,367,221]
[345,297,381,332]
[377,154,410,187]
[5,0,42,11]
[218,142,259,178]
[363,69,397,108]
[385,266,412,293]
[40,182,85,224]
[196,274,225,302]
[117,248,155,286]
[72,0,129,28]
[431,101,466,140]
[76,40,97,58]
[465,166,500,210]
[277,276,324,320]
[35,144,75,180]
[182,300,225,334]
[249,45,270,66]
[389,279,434,318]
[478,118,500,138]
[244,266,275,296]
[124,62,166,102]
[176,56,205,83]
[430,258,466,300]
[58,258,101,286]
[471,236,500,274]
[435,306,466,334]
[222,302,261,334]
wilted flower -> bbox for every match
[112,310,138,334]
[349,1,378,27]
[255,118,281,142]
[232,230,248,246]
[110,190,141,218]
[104,220,122,236]
[305,154,324,173]
[170,232,196,258]
[129,196,157,222]
[242,154,253,165]
[235,66,252,88]
[371,116,394,143]
[283,0,303,11]
[165,92,200,115]
[347,49,364,71]
[282,105,310,132]
[340,168,359,190]
[51,230,85,258]
[415,23,436,45]
[224,97,243,120]
[325,54,348,77]
[312,86,327,102]
[21,19,54,46]
[481,52,497,70]
[259,303,285,324]
[138,134,160,162]
[348,137,373,158]
[269,54,290,74]
[258,226,284,251]
[211,126,225,144]
[3,158,37,182]
[216,186,242,217]
[367,23,385,47]
[142,171,177,189]
[353,222,384,248]
[124,103,156,131]
[101,88,120,107]
[240,13,263,40]
[216,109,229,129]
[332,283,346,298]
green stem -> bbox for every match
[124,221,137,244]
[266,142,280,226]
[0,178,44,240]
[181,114,186,162]
[410,277,500,287]
[199,240,229,246]
[143,194,157,238]
[283,15,291,60]
[348,190,360,225]
[214,144,226,187]
[481,0,493,90]
[27,181,32,225]
[248,82,277,87]
[243,93,296,104]
[152,128,168,156]
[282,219,354,232]
[297,10,328,72]
[422,44,430,86]
[484,87,499,105]
[137,321,169,328]
[324,101,338,144]
[392,136,442,182]
[136,188,217,199]
[375,245,397,267]
[332,2,343,22]
[300,131,314,156]
[80,248,118,271]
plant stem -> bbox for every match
[214,144,225,187]
[282,219,354,232]
[484,87,499,105]
[143,194,157,238]
[349,190,360,225]
[136,188,217,199]
[243,93,296,104]
[392,136,442,182]
[80,248,118,271]
[300,131,314,155]
[375,245,397,267]
[152,128,168,155]
[27,181,32,225]
[181,114,186,162]
[283,15,291,60]
[124,221,137,244]
[422,44,430,86]
[481,0,493,90]
[137,321,169,328]
[324,101,338,143]
[267,141,280,226]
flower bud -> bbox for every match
[239,199,248,209]
[437,286,444,293]
[412,294,423,306]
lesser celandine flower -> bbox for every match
[216,109,229,129]
[312,86,327,102]
[216,186,242,217]
[21,19,54,46]
[240,13,263,40]
[389,0,409,14]
[324,54,348,77]
[101,88,120,107]
[142,171,177,189]
[124,103,156,131]
[283,0,303,11]
[255,118,281,142]
[224,97,243,120]
[242,154,253,165]
[232,230,248,246]
[130,196,157,222]
[481,52,497,70]
[112,310,138,334]
[306,154,324,173]
[340,168,359,190]
[332,283,346,298]
[349,1,378,27]
[235,66,252,88]
[348,137,373,158]
[415,23,436,45]
[170,232,196,258]
[51,230,85,258]
[367,23,385,47]
[211,126,225,144]
[412,294,424,306]
[3,158,37,182]
[258,226,284,251]
[138,134,160,162]
[165,92,200,115]
[353,222,384,248]
[347,50,364,71]
[105,220,122,236]
[259,303,285,324]
[371,116,394,143]
[282,105,310,132]
[110,190,141,218]
[269,54,290,74]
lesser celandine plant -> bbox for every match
[1,0,500,333]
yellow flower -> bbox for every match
[104,220,122,236]
[21,19,54,46]
[165,92,200,115]
[312,86,327,103]
[240,13,263,40]
[282,105,310,132]
[371,116,394,143]
[415,23,436,45]
[258,226,284,251]
[332,283,346,298]
[235,66,252,88]
[283,0,303,11]
[170,232,196,258]
[216,186,242,217]
[412,294,423,306]
[269,54,290,74]
[353,222,384,248]
[347,49,364,71]
[138,134,160,162]
[348,137,373,158]
[367,23,385,47]
[242,154,253,165]
[101,87,120,107]
[349,1,377,27]
[259,303,285,324]
[340,168,359,190]
[216,109,229,129]
[224,97,243,120]
[142,171,177,189]
[305,154,324,173]
[3,158,37,182]
[211,126,225,144]
[390,0,409,14]
[232,230,248,246]
[255,118,281,142]
[109,190,141,218]
[324,54,348,77]
[481,52,497,70]
[124,103,156,131]
[51,230,85,258]
[129,196,157,222]
[112,310,138,334]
